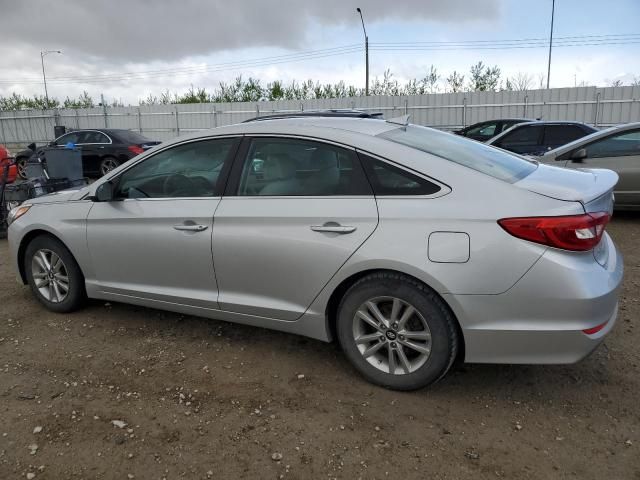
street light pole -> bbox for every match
[356,7,369,96]
[40,50,61,108]
[546,0,555,89]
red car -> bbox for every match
[0,145,18,184]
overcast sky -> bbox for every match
[0,0,638,104]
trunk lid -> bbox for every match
[516,163,618,210]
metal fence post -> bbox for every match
[212,106,217,128]
[462,97,467,127]
[594,91,601,127]
[137,108,142,133]
[101,95,108,128]
[175,106,180,135]
[75,109,80,129]
[27,113,34,142]
[13,112,20,144]
[523,95,528,118]
[0,114,6,144]
[300,102,304,112]
[256,103,260,118]
[404,98,408,115]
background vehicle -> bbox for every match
[486,121,597,156]
[455,118,531,142]
[0,145,17,238]
[35,129,160,177]
[7,118,622,391]
[539,122,640,210]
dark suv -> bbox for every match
[486,121,598,156]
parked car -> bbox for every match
[539,122,640,210]
[455,118,532,142]
[35,129,160,178]
[6,117,622,390]
[0,145,18,184]
[486,121,598,156]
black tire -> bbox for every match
[99,156,120,177]
[336,272,459,391]
[24,234,86,313]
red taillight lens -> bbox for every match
[128,145,144,155]
[498,212,610,251]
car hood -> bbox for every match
[27,187,89,205]
[516,163,618,204]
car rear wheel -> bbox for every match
[24,235,86,313]
[336,272,458,391]
[100,157,120,176]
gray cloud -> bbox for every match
[1,0,501,62]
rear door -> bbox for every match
[493,125,544,155]
[563,128,640,207]
[87,137,239,307]
[212,136,378,320]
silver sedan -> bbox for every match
[6,117,623,390]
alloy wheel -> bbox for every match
[100,158,119,176]
[352,296,432,375]
[31,249,69,303]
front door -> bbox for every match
[213,136,378,320]
[86,137,239,307]
[564,128,640,207]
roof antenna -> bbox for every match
[386,114,411,127]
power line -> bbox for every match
[0,33,637,86]
[0,44,361,84]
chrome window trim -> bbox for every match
[236,134,450,200]
[54,129,113,146]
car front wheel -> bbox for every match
[336,272,459,391]
[24,235,86,313]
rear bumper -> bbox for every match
[445,233,623,364]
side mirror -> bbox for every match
[28,142,36,151]
[571,148,587,162]
[48,141,56,147]
[95,182,114,202]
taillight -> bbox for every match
[498,212,610,251]
[128,145,144,155]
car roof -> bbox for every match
[543,121,640,156]
[166,117,399,146]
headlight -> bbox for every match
[7,204,32,226]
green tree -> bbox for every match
[469,61,501,91]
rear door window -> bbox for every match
[496,125,543,150]
[543,125,587,149]
[236,138,372,196]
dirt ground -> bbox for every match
[0,214,638,480]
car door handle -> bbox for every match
[173,224,208,232]
[310,224,357,234]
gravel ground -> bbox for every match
[0,213,638,480]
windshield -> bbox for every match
[378,125,537,183]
